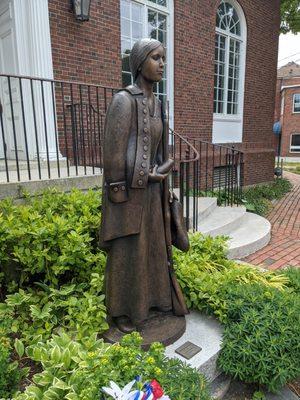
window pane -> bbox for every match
[122,72,132,87]
[122,55,130,72]
[292,135,300,146]
[149,0,167,5]
[121,39,131,54]
[121,18,130,37]
[294,94,300,112]
[132,22,143,39]
[217,1,241,37]
[132,2,142,21]
[148,10,157,28]
[158,13,167,30]
[121,0,130,19]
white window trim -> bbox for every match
[213,0,247,144]
[292,93,300,114]
[290,133,300,153]
[213,0,247,121]
[120,0,174,129]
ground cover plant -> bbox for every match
[241,178,292,215]
[283,162,300,175]
[0,189,299,397]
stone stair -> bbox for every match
[185,196,271,259]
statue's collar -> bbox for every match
[123,84,144,96]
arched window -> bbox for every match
[120,0,173,113]
[214,0,246,130]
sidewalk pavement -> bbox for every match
[243,171,300,270]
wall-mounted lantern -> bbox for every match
[71,0,92,21]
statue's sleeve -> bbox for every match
[103,92,132,203]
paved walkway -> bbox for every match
[244,172,300,270]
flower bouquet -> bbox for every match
[102,378,170,400]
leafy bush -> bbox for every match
[0,188,102,289]
[174,234,289,322]
[14,332,211,400]
[218,284,300,392]
[0,189,299,397]
[174,234,300,391]
[241,178,292,216]
[0,189,108,345]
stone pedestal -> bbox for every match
[103,312,186,350]
[165,311,223,381]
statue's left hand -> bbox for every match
[157,158,174,174]
[148,165,169,183]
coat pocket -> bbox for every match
[101,201,143,242]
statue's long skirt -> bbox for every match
[105,181,172,325]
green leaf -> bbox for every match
[14,338,25,358]
[51,345,61,364]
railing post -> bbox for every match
[0,98,10,183]
[185,147,190,231]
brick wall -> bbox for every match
[49,0,122,88]
[48,0,280,186]
[280,79,300,157]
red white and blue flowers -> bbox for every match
[102,378,170,400]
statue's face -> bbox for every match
[140,45,165,83]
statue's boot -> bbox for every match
[115,316,136,333]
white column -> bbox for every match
[13,0,61,160]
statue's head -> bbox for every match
[130,38,165,83]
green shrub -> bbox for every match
[218,284,300,392]
[242,178,292,216]
[0,188,102,288]
[174,233,289,322]
[0,189,299,396]
[0,337,25,398]
[14,332,211,400]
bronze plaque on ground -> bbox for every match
[175,341,202,360]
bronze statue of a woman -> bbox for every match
[100,38,188,345]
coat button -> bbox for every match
[142,99,147,105]
[143,118,147,123]
[143,154,147,160]
[141,162,147,168]
[121,185,126,191]
[144,127,148,133]
[143,136,148,143]
[143,145,148,151]
[143,109,147,114]
[139,170,145,176]
[113,187,118,192]
[138,179,143,186]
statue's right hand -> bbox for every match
[148,165,168,183]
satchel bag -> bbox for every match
[169,192,190,252]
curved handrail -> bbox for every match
[169,128,200,163]
[191,136,244,156]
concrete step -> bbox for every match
[227,213,271,259]
[172,191,218,224]
[197,206,246,237]
[0,159,68,172]
[0,174,103,200]
[0,166,102,184]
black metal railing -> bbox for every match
[0,73,244,231]
[169,130,244,231]
[0,73,116,182]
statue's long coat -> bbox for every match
[99,84,188,322]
